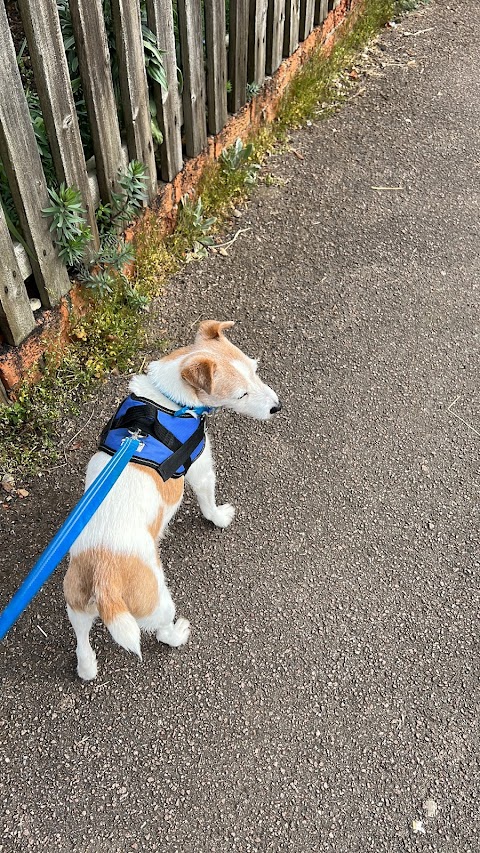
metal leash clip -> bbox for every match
[123,428,145,453]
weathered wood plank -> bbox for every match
[68,0,124,203]
[0,378,8,405]
[146,0,183,181]
[266,0,286,76]
[283,0,300,57]
[248,0,268,87]
[16,0,99,247]
[228,0,249,113]
[299,0,315,41]
[204,0,228,135]
[177,0,208,156]
[0,206,35,346]
[314,0,329,26]
[0,4,71,308]
[110,0,157,198]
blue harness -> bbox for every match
[99,394,206,481]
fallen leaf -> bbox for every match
[412,820,426,835]
[17,489,29,498]
[423,798,438,818]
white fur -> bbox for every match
[65,321,280,679]
[107,612,142,659]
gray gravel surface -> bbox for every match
[0,1,479,850]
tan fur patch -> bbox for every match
[132,464,184,506]
[64,548,160,622]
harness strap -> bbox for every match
[155,418,205,481]
[114,403,183,453]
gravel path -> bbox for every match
[0,1,478,850]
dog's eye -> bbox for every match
[238,392,248,399]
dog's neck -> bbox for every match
[129,357,200,412]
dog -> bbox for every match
[63,320,281,679]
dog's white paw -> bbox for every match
[209,503,235,528]
[77,655,97,681]
[157,617,190,648]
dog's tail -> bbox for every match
[96,587,142,660]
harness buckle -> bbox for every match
[123,429,145,453]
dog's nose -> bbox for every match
[270,401,282,414]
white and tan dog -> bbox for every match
[64,320,281,679]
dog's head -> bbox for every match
[178,320,282,420]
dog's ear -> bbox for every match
[196,320,235,341]
[181,356,217,394]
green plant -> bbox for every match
[246,82,261,102]
[43,184,92,266]
[220,138,261,185]
[176,195,217,261]
[42,161,148,295]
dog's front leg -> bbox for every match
[185,435,235,528]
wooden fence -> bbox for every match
[0,0,340,350]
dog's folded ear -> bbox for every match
[196,320,235,341]
[181,356,217,394]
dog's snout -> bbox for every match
[270,401,282,415]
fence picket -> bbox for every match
[0,4,71,309]
[0,207,35,346]
[177,0,208,156]
[146,0,184,182]
[68,0,124,203]
[283,0,300,57]
[204,0,228,135]
[16,0,99,247]
[248,0,268,87]
[314,0,329,25]
[266,0,286,76]
[110,0,157,198]
[228,0,249,113]
[299,0,315,41]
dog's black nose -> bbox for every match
[270,401,282,414]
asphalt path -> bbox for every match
[0,1,478,850]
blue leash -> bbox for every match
[0,435,141,642]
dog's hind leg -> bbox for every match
[185,436,235,528]
[66,605,98,681]
[142,581,191,648]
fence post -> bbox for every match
[0,205,35,347]
[0,3,71,309]
[248,0,269,88]
[228,0,249,113]
[68,0,125,204]
[314,0,329,25]
[177,0,208,157]
[299,0,315,41]
[16,0,99,249]
[266,0,286,76]
[110,0,157,199]
[204,0,228,136]
[146,0,184,182]
[283,0,300,56]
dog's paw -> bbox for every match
[77,655,97,681]
[210,503,235,528]
[157,617,191,648]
